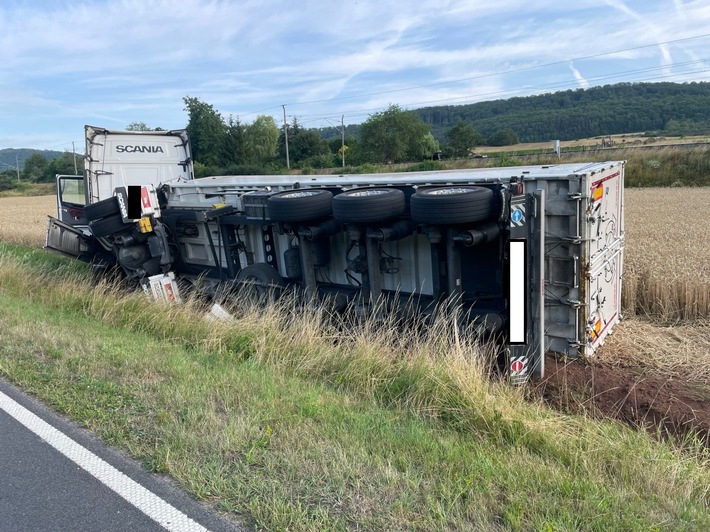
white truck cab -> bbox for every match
[46,126,193,259]
[84,125,192,205]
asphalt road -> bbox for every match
[0,377,245,532]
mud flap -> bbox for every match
[45,216,95,261]
[508,189,545,384]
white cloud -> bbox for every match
[569,63,590,89]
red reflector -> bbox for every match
[141,187,151,208]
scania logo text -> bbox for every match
[115,145,165,154]
[116,193,128,219]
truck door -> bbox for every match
[45,175,94,260]
[55,174,87,225]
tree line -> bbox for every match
[415,81,710,142]
[0,151,81,191]
[183,98,515,175]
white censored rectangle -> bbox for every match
[509,240,526,344]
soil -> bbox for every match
[533,354,710,448]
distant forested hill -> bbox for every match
[414,82,710,142]
[0,148,64,170]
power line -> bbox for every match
[236,32,710,131]
[278,32,710,108]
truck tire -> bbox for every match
[267,190,333,222]
[332,188,405,223]
[410,186,494,225]
[89,214,130,238]
[84,196,121,221]
[236,263,286,301]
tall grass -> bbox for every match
[0,242,706,455]
[0,244,500,432]
[1,242,709,529]
[622,146,710,187]
[473,143,710,187]
[0,182,55,198]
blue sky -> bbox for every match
[1,0,709,150]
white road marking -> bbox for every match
[0,390,208,532]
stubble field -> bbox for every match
[0,190,709,443]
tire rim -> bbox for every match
[427,187,473,195]
[346,189,390,197]
[279,190,322,198]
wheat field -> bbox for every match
[0,195,56,247]
[622,188,710,321]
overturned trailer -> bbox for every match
[46,127,625,383]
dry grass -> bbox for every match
[600,316,710,385]
[476,133,710,154]
[0,195,56,247]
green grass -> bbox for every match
[0,242,709,530]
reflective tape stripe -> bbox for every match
[0,390,208,532]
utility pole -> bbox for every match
[341,115,345,167]
[282,105,290,170]
[15,154,20,183]
[72,142,78,174]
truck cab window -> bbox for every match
[59,176,85,206]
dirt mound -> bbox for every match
[534,355,710,448]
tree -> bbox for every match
[126,121,165,132]
[359,104,431,164]
[183,96,227,167]
[22,153,48,182]
[223,115,247,166]
[244,115,279,164]
[126,122,150,131]
[45,152,83,181]
[0,172,15,191]
[487,128,519,146]
[446,121,486,157]
[279,117,330,166]
[330,135,362,166]
[418,132,440,160]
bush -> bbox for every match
[0,175,16,192]
[352,164,381,174]
[405,161,445,172]
[487,128,520,146]
[301,153,336,169]
[494,155,523,167]
[222,164,277,176]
